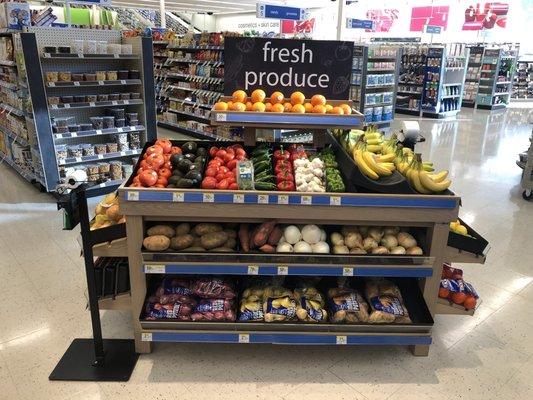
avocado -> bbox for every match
[176,178,195,188]
[166,184,176,188]
[170,153,184,166]
[183,153,196,161]
[177,158,192,173]
[168,175,182,185]
[196,147,207,156]
[185,170,202,182]
[182,141,197,154]
[172,169,184,177]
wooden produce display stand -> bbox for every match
[117,110,469,357]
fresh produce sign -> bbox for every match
[224,37,353,99]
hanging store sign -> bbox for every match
[425,25,442,34]
[256,3,309,21]
[224,37,353,100]
[346,18,374,30]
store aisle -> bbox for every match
[0,107,532,400]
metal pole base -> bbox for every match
[49,339,139,381]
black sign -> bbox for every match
[224,37,353,100]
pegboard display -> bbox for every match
[28,27,121,48]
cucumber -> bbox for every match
[255,175,275,182]
[253,160,271,174]
[254,182,277,190]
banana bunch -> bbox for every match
[362,127,384,153]
[352,143,396,180]
[403,154,451,194]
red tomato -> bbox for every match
[224,152,235,163]
[206,167,218,177]
[224,171,235,179]
[226,159,238,171]
[216,179,229,190]
[201,176,217,189]
[132,175,140,184]
[230,144,243,150]
[226,147,235,154]
[215,149,227,159]
[146,154,164,170]
[163,154,171,162]
[154,183,166,188]
[156,176,168,187]
[209,147,218,157]
[158,168,172,179]
[451,292,467,305]
[138,169,158,187]
[235,148,246,157]
[146,145,164,156]
[163,161,172,170]
[215,173,225,182]
[130,182,142,187]
[228,182,239,190]
[139,159,150,169]
[235,154,246,161]
[171,146,182,155]
[226,176,236,185]
[218,166,229,174]
[213,156,224,164]
[155,139,172,154]
[208,159,222,168]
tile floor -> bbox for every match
[0,106,532,400]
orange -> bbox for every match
[291,104,305,113]
[311,94,326,106]
[438,287,449,299]
[330,106,344,115]
[264,102,273,112]
[270,91,284,104]
[251,89,266,103]
[463,296,477,310]
[232,102,246,112]
[283,102,293,112]
[290,91,305,105]
[245,101,253,111]
[232,90,247,103]
[339,103,352,115]
[271,103,284,113]
[227,101,234,110]
[252,102,266,112]
[303,103,314,113]
[214,101,228,111]
[313,104,327,114]
[325,104,333,113]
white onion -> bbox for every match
[368,227,384,241]
[330,232,344,246]
[363,237,378,251]
[284,225,301,244]
[276,242,293,253]
[294,241,312,253]
[333,245,350,254]
[345,232,363,249]
[397,232,417,249]
[349,247,367,254]
[380,234,398,250]
[406,246,423,255]
[390,246,406,255]
[311,241,330,254]
[371,246,389,255]
[320,229,327,242]
[383,226,400,235]
[301,225,322,244]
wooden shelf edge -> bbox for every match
[98,292,131,311]
[445,246,486,264]
[435,298,476,316]
[93,237,128,257]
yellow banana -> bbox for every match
[419,171,451,192]
[421,164,435,172]
[376,153,395,163]
[411,169,432,194]
[364,133,382,140]
[362,151,392,176]
[366,144,382,153]
[429,170,448,183]
[366,138,383,146]
[354,149,379,180]
[380,162,396,172]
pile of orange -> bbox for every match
[213,90,352,115]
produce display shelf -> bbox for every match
[166,109,210,123]
[0,103,24,116]
[42,53,139,60]
[140,331,432,346]
[0,60,16,66]
[0,80,17,90]
[0,125,29,147]
[153,41,168,45]
[0,150,35,182]
[435,299,475,316]
[167,58,224,66]
[168,46,223,51]
[89,179,126,190]
[46,79,142,88]
[54,125,145,139]
[50,99,143,110]
[98,292,131,311]
[58,149,142,165]
[445,245,487,264]
[156,121,220,140]
[93,237,128,257]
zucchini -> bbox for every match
[254,182,277,190]
[255,175,275,182]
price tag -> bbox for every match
[215,113,227,122]
[330,196,341,206]
[342,267,354,276]
[98,154,104,159]
[70,132,77,137]
[119,151,126,156]
[172,192,184,202]
[48,82,55,87]
[98,81,105,85]
[75,157,82,163]
[203,193,214,203]
[117,127,124,132]
[301,195,312,205]
[336,335,347,345]
[127,191,139,201]
[111,101,118,106]
[43,53,51,58]
[55,134,63,139]
[123,100,129,105]
[277,195,288,204]
[247,265,259,275]
[258,194,268,204]
[58,159,65,165]
[238,334,250,343]
[95,129,102,135]
[141,332,153,342]
[73,81,80,86]
[277,265,288,275]
[51,105,58,110]
[121,80,127,84]
[233,194,244,203]
[114,53,120,59]
[64,104,70,109]
[145,264,166,273]
[89,102,95,107]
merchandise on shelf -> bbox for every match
[89,191,124,230]
[438,265,479,311]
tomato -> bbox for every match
[218,166,229,174]
[130,182,142,187]
[273,149,290,161]
[223,152,235,163]
[226,176,236,185]
[132,176,140,184]
[138,169,158,187]
[463,296,477,310]
[208,159,222,168]
[277,181,295,191]
[215,173,225,182]
[171,146,182,155]
[228,182,239,190]
[201,176,217,189]
[146,153,164,170]
[155,139,172,154]
[156,176,168,187]
[230,144,243,150]
[205,167,218,177]
[209,147,218,157]
[139,159,150,169]
[213,156,224,164]
[146,145,164,156]
[276,171,294,183]
[215,149,227,159]
[235,148,246,157]
[226,147,235,155]
[216,178,229,190]
[163,161,172,170]
[224,171,235,179]
[235,153,246,161]
[163,154,171,162]
[154,183,166,188]
[451,292,466,305]
[158,168,172,179]
[226,159,238,171]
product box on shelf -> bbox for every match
[0,2,31,30]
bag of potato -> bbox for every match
[155,277,191,296]
[262,286,297,322]
[294,287,327,323]
[364,279,411,324]
[145,301,194,321]
[238,286,266,321]
[191,298,236,321]
[191,277,236,299]
[327,288,369,323]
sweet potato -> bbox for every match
[200,231,229,250]
[239,224,250,252]
[193,223,223,236]
[267,225,283,246]
[176,223,190,236]
[147,225,175,238]
[170,234,195,250]
[253,220,277,247]
[259,244,275,253]
[143,235,170,251]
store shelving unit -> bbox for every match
[396,44,428,116]
[511,58,533,101]
[16,27,156,192]
[462,45,484,107]
[351,44,400,128]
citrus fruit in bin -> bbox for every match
[232,90,247,103]
[325,104,333,113]
[251,89,266,103]
[313,104,327,114]
[245,101,253,111]
[290,91,305,105]
[291,104,305,113]
[311,94,326,106]
[214,101,228,111]
[252,102,266,112]
[265,102,273,112]
[232,102,246,112]
[270,91,284,104]
[330,106,345,115]
[271,103,284,113]
[283,102,293,112]
[340,104,352,115]
[304,103,314,113]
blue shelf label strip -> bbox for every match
[132,190,457,209]
[222,112,361,126]
[148,331,432,346]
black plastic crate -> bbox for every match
[447,218,488,255]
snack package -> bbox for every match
[262,286,297,322]
[145,301,194,321]
[239,286,265,321]
[364,279,411,324]
[191,298,236,321]
[327,287,369,323]
[191,277,236,299]
[294,287,328,323]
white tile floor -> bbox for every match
[1,106,532,400]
